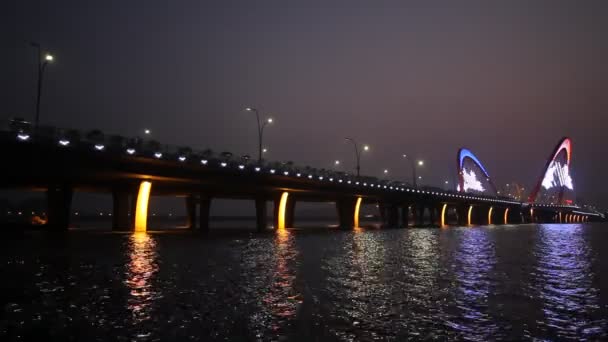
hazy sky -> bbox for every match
[4,1,608,209]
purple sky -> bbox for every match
[5,1,608,209]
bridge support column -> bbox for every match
[185,195,197,229]
[273,192,290,230]
[336,197,358,230]
[400,205,409,228]
[378,202,387,227]
[428,206,436,227]
[456,206,468,226]
[46,184,73,231]
[384,204,399,228]
[439,204,447,227]
[415,205,425,226]
[134,181,152,232]
[198,196,211,233]
[112,190,133,230]
[286,197,296,229]
[255,197,268,232]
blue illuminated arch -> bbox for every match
[457,148,498,195]
[459,149,490,178]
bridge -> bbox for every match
[1,121,603,232]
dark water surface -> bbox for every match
[1,223,608,341]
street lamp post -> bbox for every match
[345,138,368,177]
[31,42,53,132]
[245,107,273,163]
[402,154,423,188]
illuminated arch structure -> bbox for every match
[457,148,498,196]
[528,137,574,205]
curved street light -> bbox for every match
[245,107,273,163]
[30,42,54,132]
[345,138,369,177]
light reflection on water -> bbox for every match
[1,224,607,340]
[448,227,499,340]
[125,233,160,328]
[241,228,301,339]
[533,224,606,339]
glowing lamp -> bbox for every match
[126,148,136,155]
[17,134,30,141]
[94,144,105,151]
[154,152,162,158]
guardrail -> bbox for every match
[0,118,552,207]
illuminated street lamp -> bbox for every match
[345,138,369,177]
[144,129,151,135]
[403,154,424,188]
[30,42,54,132]
[245,107,273,163]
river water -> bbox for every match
[1,223,607,341]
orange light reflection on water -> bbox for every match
[261,228,301,331]
[125,232,159,324]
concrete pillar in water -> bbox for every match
[134,181,152,232]
[428,206,436,226]
[185,195,197,229]
[456,205,468,226]
[386,203,399,228]
[273,192,290,230]
[336,197,359,230]
[46,184,73,230]
[400,205,409,228]
[199,195,211,233]
[112,190,133,231]
[378,202,387,227]
[285,197,296,228]
[255,197,267,232]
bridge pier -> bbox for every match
[273,192,291,230]
[46,184,73,230]
[428,206,436,227]
[415,205,425,226]
[255,197,268,232]
[336,197,358,229]
[384,203,399,228]
[400,205,409,228]
[439,204,447,227]
[198,195,211,233]
[378,202,387,227]
[112,190,133,230]
[185,195,197,229]
[286,197,296,229]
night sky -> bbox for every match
[4,1,608,210]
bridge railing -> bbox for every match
[1,118,526,204]
[3,118,403,183]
